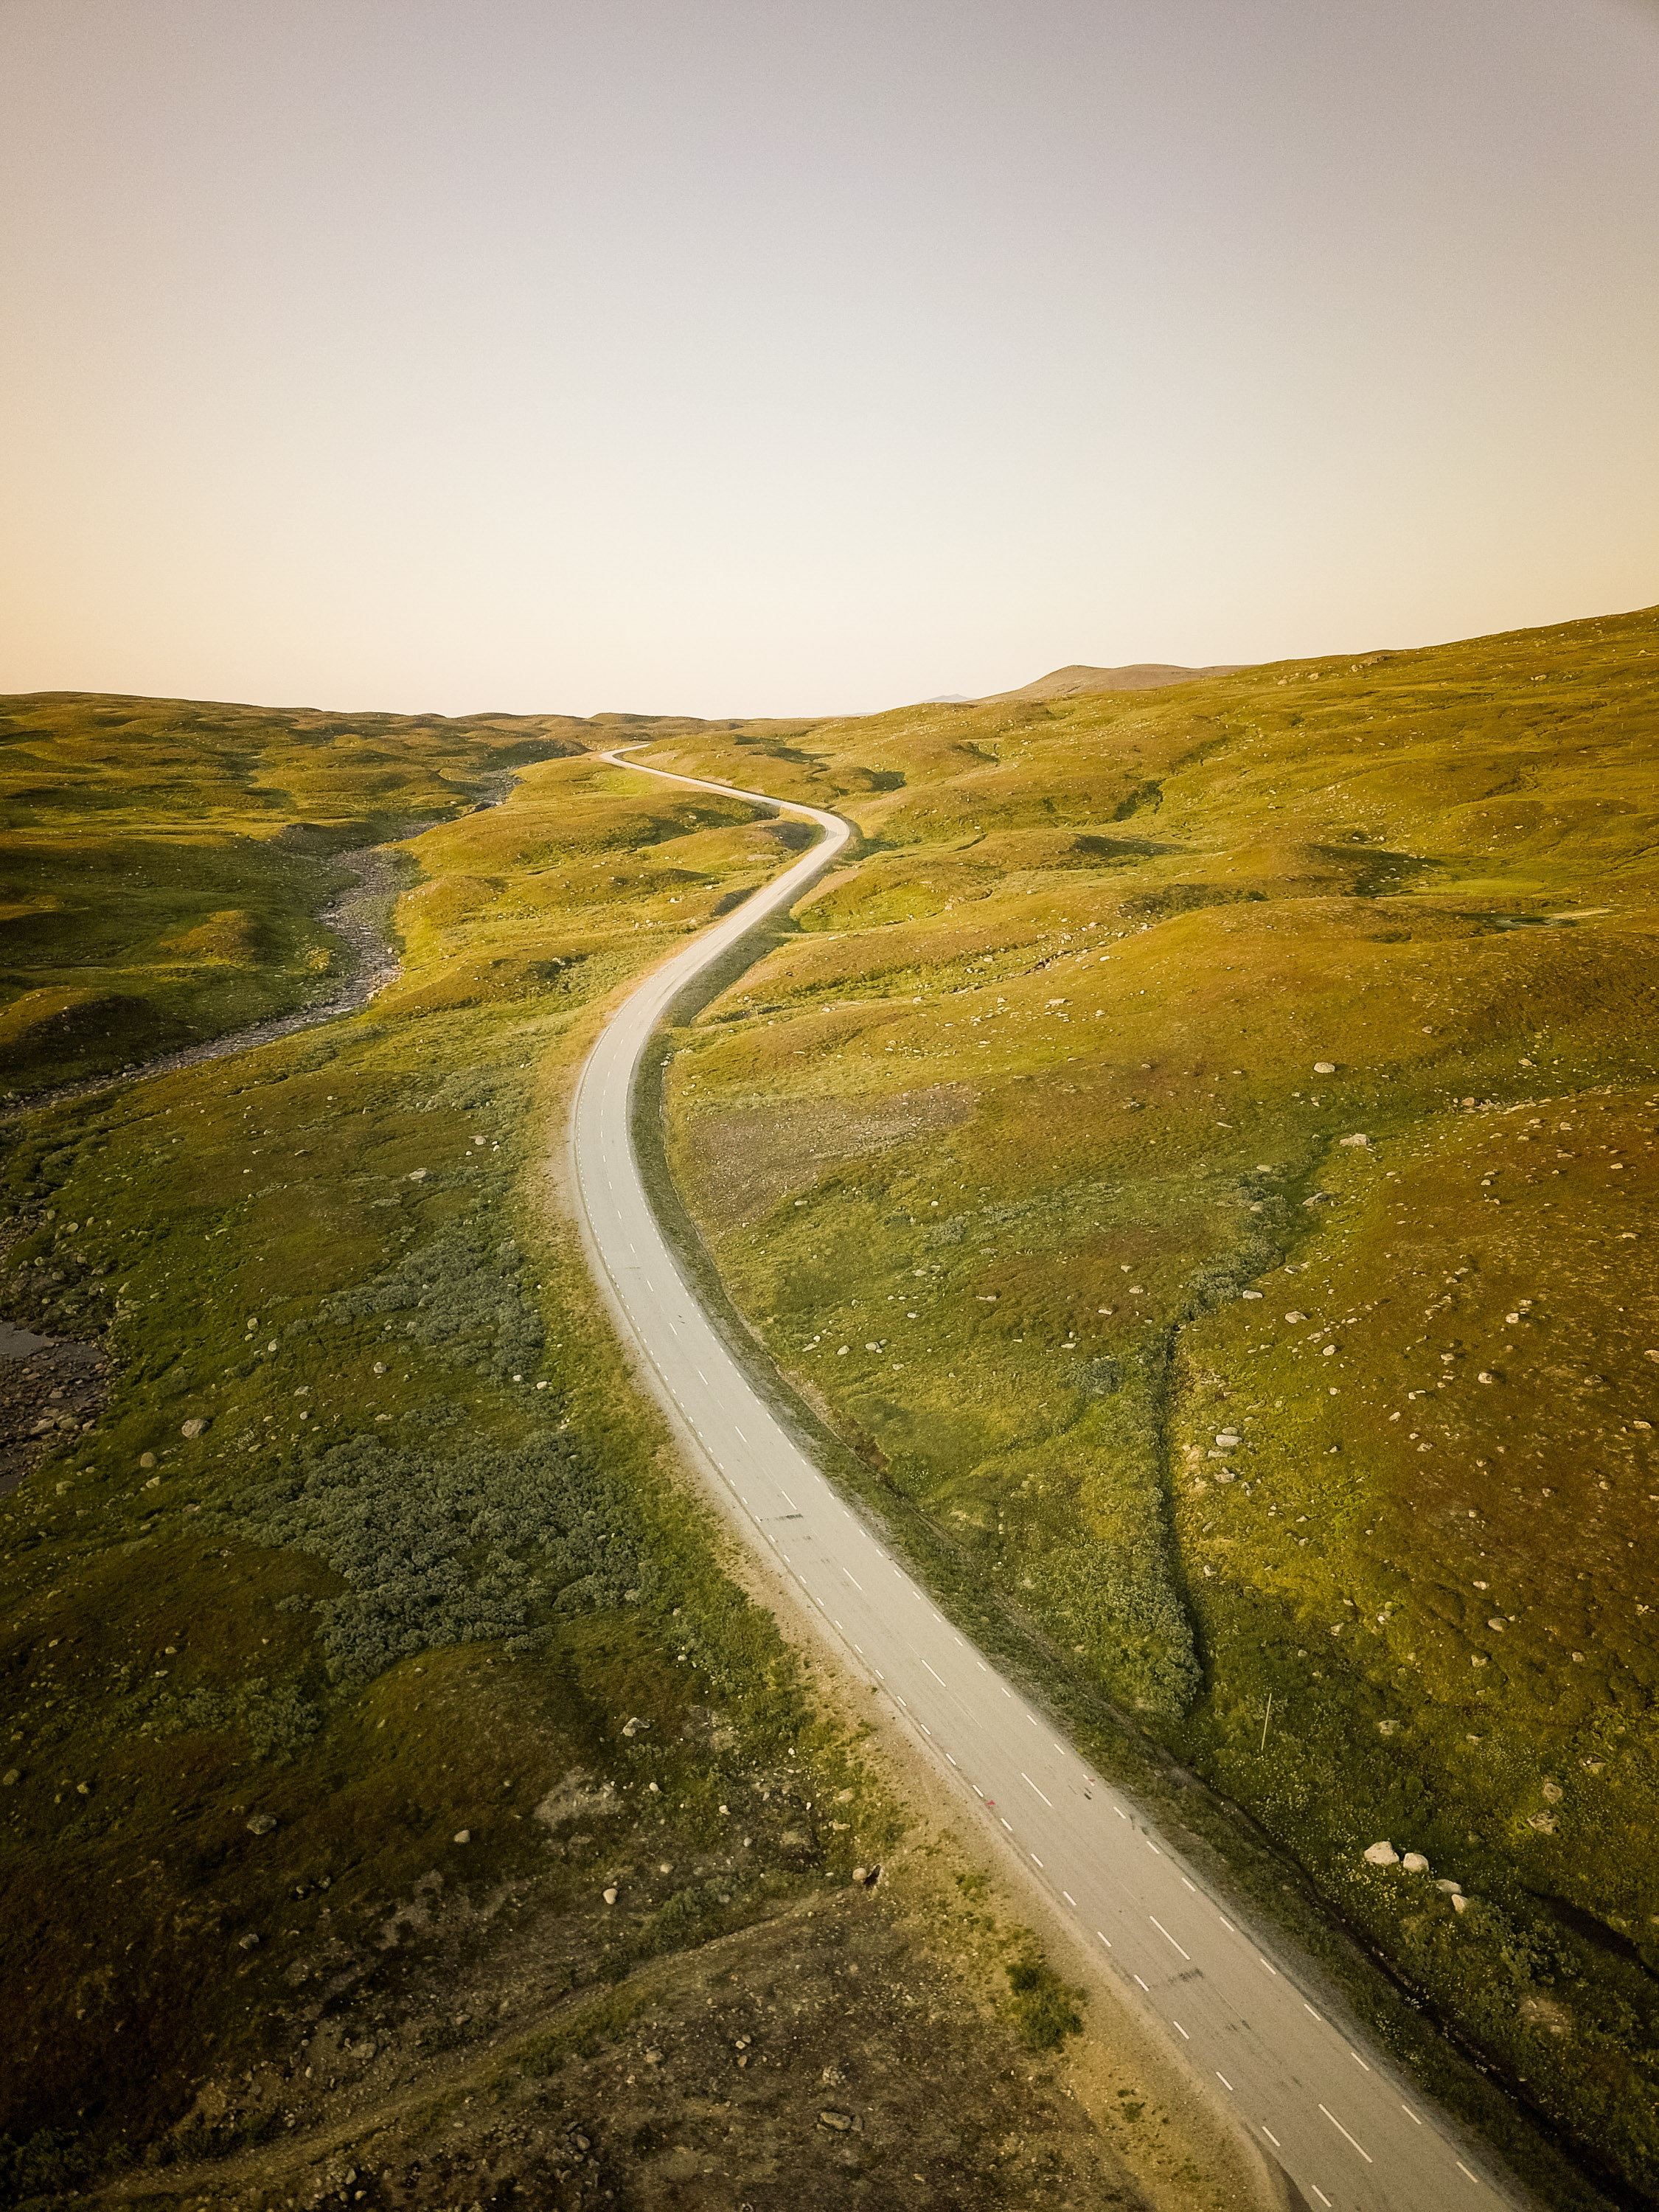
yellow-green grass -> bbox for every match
[4,748,1082,2197]
[0,692,596,1095]
[647,604,1659,2199]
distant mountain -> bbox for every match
[980,660,1246,703]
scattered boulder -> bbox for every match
[181,1417,209,1439]
[818,2109,861,2133]
[1,1768,19,1786]
[602,1886,618,1905]
[1313,1061,1337,1074]
[1452,1893,1470,1913]
[237,1932,260,1950]
[1436,1878,1463,1895]
[1338,1133,1369,1147]
[1285,1310,1307,1323]
[1402,1851,1430,1874]
[1363,1840,1399,1867]
[453,1829,471,1844]
[621,1716,650,1737]
[246,1813,277,1836]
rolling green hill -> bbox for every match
[641,603,1659,2200]
[0,712,1221,2210]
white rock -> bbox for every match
[453,1829,471,1844]
[1363,1840,1399,1866]
[1436,1877,1462,1894]
[1314,1061,1337,1074]
[1285,1310,1307,1323]
[603,1886,618,1905]
[1338,1133,1369,1147]
[1402,1851,1430,1874]
[1451,1892,1470,1912]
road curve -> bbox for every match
[568,749,1514,2212]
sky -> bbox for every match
[2,0,1656,718]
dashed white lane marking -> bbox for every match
[1261,2125,1281,2149]
[1150,1916,1189,1961]
[1310,2187,1332,2209]
[1318,2105,1373,2163]
[1349,2048,1371,2073]
[1096,1930,1113,1949]
[1455,2160,1484,2186]
[1062,1891,1076,1906]
[843,1569,863,1590]
[1401,2103,1422,2126]
[1133,1975,1150,1992]
[1258,1957,1279,1977]
[1172,2019,1190,2040]
[1216,2073,1233,2092]
[1020,1773,1052,1807]
[922,1659,946,1686]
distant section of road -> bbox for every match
[568,749,1516,2212]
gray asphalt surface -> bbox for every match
[569,750,1517,2212]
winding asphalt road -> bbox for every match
[568,751,1515,2212]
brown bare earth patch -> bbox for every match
[94,1871,1158,2212]
[678,1086,976,1230]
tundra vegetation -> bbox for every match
[1,700,1229,2211]
[641,605,1659,2207]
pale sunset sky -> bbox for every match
[2,0,1655,716]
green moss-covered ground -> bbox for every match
[1,727,1186,2211]
[644,604,1659,2203]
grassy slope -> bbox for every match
[0,731,1217,2211]
[0,692,594,1096]
[641,605,1659,2202]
